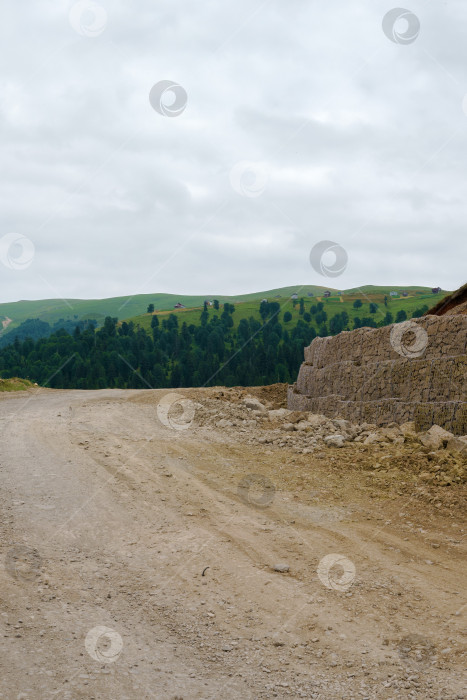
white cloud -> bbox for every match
[0,0,466,304]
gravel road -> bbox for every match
[0,388,465,699]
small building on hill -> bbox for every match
[390,291,398,297]
[291,293,298,299]
[432,287,442,294]
[400,290,408,297]
[174,303,186,309]
[323,290,331,298]
[307,292,314,297]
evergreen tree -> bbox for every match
[396,309,407,322]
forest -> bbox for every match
[0,299,429,389]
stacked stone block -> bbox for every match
[288,315,467,435]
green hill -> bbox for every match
[126,287,448,334]
[0,284,448,343]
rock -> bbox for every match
[273,564,290,573]
[268,408,291,419]
[243,419,257,428]
[216,419,233,428]
[379,427,402,442]
[281,423,295,432]
[324,434,346,448]
[446,435,467,456]
[307,413,333,428]
[332,419,352,432]
[295,420,311,431]
[419,425,454,450]
[364,432,389,445]
[243,396,266,411]
[399,421,417,435]
[221,644,233,652]
[288,411,307,424]
[360,422,377,431]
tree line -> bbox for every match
[0,300,430,390]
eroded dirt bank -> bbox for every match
[0,387,465,699]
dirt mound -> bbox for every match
[425,281,467,316]
[203,383,288,409]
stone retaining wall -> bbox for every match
[287,315,467,435]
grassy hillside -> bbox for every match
[0,377,34,392]
[128,289,448,333]
[0,285,448,341]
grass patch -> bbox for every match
[0,377,35,392]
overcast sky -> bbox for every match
[1,0,466,303]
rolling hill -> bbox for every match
[124,286,448,334]
[0,284,449,343]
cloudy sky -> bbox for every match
[1,0,466,303]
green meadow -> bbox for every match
[128,288,447,333]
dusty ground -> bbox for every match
[0,386,465,699]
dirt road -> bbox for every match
[0,388,465,699]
